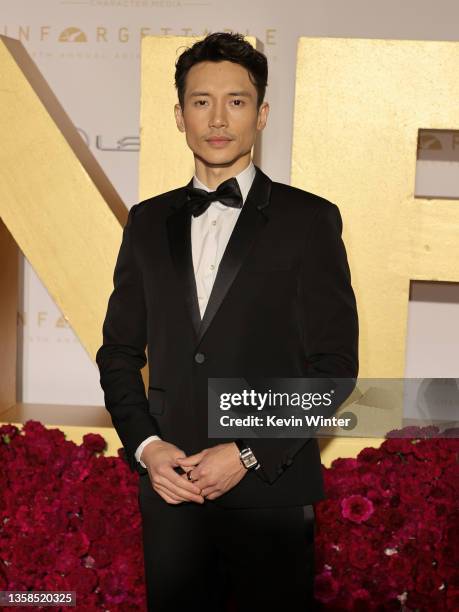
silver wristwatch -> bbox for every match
[235,439,260,470]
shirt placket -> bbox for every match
[202,204,220,300]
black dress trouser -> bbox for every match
[138,474,316,612]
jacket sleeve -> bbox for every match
[246,201,359,485]
[95,203,159,474]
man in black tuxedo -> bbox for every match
[96,32,358,612]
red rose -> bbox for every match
[415,562,445,594]
[351,588,371,609]
[314,571,340,603]
[341,495,374,524]
[357,447,384,464]
[348,545,379,570]
[82,511,106,540]
[55,552,80,574]
[386,554,415,591]
[63,566,98,595]
[82,433,106,454]
[88,538,115,569]
[381,438,417,454]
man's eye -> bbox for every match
[232,99,244,106]
[195,100,208,106]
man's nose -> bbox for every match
[209,102,228,128]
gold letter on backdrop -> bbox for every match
[292,37,459,378]
[0,34,127,363]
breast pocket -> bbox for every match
[147,387,166,415]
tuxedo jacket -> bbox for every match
[95,165,359,509]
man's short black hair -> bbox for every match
[175,31,268,109]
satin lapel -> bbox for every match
[197,165,272,345]
[166,180,201,338]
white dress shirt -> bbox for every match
[135,160,256,468]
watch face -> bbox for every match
[241,450,258,469]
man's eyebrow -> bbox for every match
[188,90,253,97]
[227,91,252,97]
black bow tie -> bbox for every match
[185,177,243,218]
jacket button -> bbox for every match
[276,466,284,475]
[285,457,293,467]
[194,352,206,364]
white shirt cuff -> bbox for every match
[135,435,162,468]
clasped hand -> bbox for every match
[141,441,247,505]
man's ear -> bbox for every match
[256,101,269,131]
[174,103,185,133]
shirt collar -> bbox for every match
[192,160,256,207]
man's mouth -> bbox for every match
[206,137,233,148]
